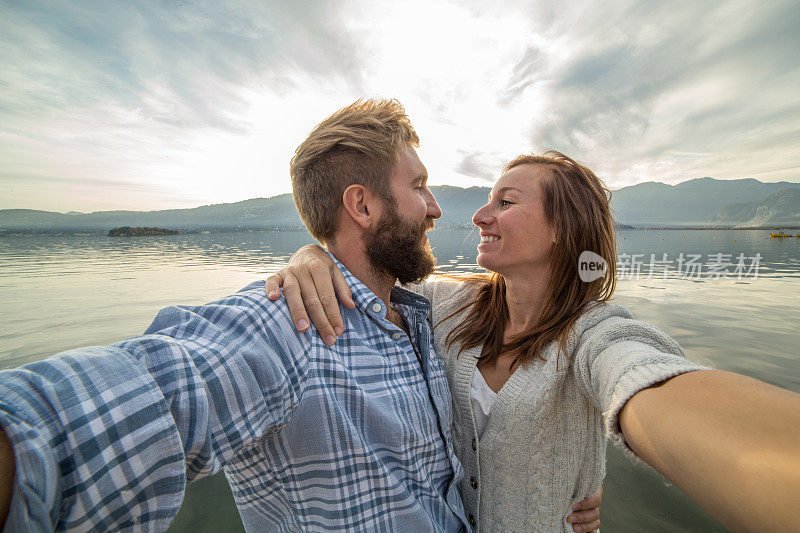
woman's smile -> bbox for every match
[479,233,500,245]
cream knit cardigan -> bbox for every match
[407,279,706,532]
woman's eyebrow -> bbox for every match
[494,186,522,195]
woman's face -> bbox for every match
[472,163,556,276]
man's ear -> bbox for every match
[342,184,379,230]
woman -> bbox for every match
[265,151,800,532]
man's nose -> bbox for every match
[426,191,443,220]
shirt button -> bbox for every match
[371,302,382,313]
[392,332,403,340]
[471,438,477,450]
[468,514,477,527]
[470,476,478,489]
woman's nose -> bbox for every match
[472,204,491,226]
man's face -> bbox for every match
[365,145,442,284]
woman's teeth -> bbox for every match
[480,236,499,243]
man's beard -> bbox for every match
[365,202,437,284]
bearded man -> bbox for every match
[0,99,471,532]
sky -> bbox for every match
[1,0,799,213]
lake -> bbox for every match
[1,228,798,531]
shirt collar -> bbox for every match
[327,252,432,319]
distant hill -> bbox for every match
[710,189,800,227]
[0,195,303,233]
[611,177,800,225]
[0,187,495,234]
[426,185,489,227]
[1,178,799,234]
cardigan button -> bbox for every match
[468,514,477,527]
[470,476,478,489]
[471,438,477,450]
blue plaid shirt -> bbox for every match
[0,258,468,532]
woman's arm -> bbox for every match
[264,244,452,342]
[265,245,355,345]
[620,370,800,532]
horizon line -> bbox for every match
[3,175,800,214]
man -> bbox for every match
[0,99,600,532]
[0,99,466,532]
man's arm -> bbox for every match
[0,428,12,531]
[0,286,305,530]
[620,370,800,532]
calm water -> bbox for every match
[1,229,798,531]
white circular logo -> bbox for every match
[578,251,607,282]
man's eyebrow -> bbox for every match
[411,173,427,184]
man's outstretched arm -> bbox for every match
[0,428,12,531]
[0,285,304,531]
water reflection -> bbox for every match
[0,228,798,532]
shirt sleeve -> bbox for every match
[571,306,708,462]
[0,286,308,531]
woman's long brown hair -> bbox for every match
[442,151,617,368]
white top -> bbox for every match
[470,369,497,438]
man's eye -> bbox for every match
[499,199,512,207]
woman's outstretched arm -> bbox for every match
[620,370,800,532]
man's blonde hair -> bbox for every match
[290,99,420,243]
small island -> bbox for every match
[107,226,179,237]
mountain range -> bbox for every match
[610,177,800,225]
[710,188,800,226]
[1,178,799,234]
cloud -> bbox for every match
[511,0,800,184]
[0,1,366,128]
[0,0,798,211]
[0,0,369,210]
[453,151,506,182]
[498,46,546,105]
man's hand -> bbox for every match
[566,486,602,532]
[0,427,15,528]
[264,244,353,345]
